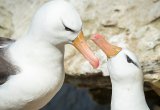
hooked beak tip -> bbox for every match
[90,57,100,68]
[91,34,104,40]
[91,34,122,58]
[72,31,100,68]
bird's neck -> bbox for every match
[15,34,65,52]
[111,81,149,110]
[9,36,65,75]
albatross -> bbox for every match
[92,34,150,110]
[0,0,99,110]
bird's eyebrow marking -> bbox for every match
[62,21,76,33]
[126,55,139,68]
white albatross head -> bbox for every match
[26,0,99,68]
[28,0,82,43]
[92,34,143,83]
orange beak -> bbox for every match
[72,31,99,68]
[91,34,122,58]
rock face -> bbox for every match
[0,5,13,37]
[0,0,48,38]
[0,0,160,99]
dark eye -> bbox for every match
[62,21,75,33]
[126,55,139,67]
[64,26,75,32]
[126,55,133,63]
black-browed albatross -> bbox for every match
[0,0,99,110]
[92,34,150,110]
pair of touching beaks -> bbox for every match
[72,31,121,68]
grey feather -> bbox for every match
[0,37,18,85]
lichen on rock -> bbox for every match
[0,5,13,37]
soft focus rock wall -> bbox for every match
[0,0,160,94]
[68,0,160,94]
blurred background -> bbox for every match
[41,83,159,110]
[0,0,160,110]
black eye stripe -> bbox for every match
[126,55,139,68]
[64,26,75,32]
